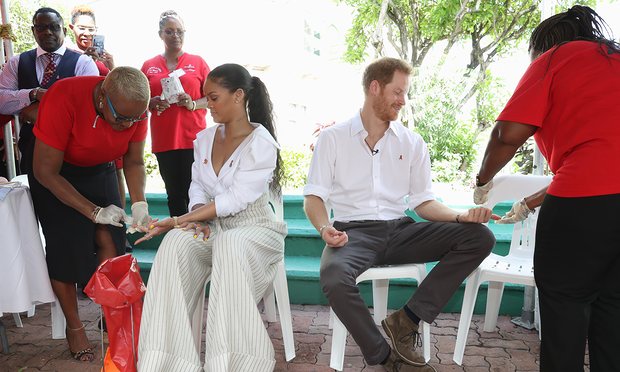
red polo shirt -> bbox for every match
[141,53,210,153]
[497,41,620,197]
[34,76,147,167]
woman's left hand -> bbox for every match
[134,217,173,244]
[176,93,193,110]
[182,221,211,241]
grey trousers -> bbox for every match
[320,216,495,365]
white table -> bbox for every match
[0,184,55,313]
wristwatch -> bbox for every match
[475,174,485,187]
[29,88,40,103]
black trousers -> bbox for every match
[536,194,620,372]
[29,162,125,286]
[319,217,495,364]
[155,149,194,217]
[17,122,34,174]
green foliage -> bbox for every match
[143,149,160,178]
[513,138,535,174]
[410,70,477,183]
[338,0,602,184]
[9,1,39,53]
[280,147,312,191]
[342,0,380,63]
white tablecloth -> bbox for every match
[0,184,55,313]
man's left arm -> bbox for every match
[414,199,497,224]
[408,140,497,224]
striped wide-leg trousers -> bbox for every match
[138,194,286,372]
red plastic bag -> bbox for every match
[101,349,121,372]
[84,254,146,372]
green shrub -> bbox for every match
[280,147,312,191]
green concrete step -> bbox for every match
[131,252,528,316]
[126,193,525,315]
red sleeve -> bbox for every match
[496,53,553,128]
[96,60,110,76]
[33,87,74,152]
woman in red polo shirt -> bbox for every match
[141,10,210,217]
[30,67,152,362]
[475,6,620,372]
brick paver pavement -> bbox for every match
[0,297,578,372]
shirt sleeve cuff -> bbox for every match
[213,193,234,217]
[408,192,436,210]
[188,196,208,212]
[303,184,330,202]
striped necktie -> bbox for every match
[40,53,57,87]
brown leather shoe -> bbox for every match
[381,309,426,366]
[383,350,437,372]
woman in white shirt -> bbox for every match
[136,63,287,372]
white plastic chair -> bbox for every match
[10,174,66,339]
[192,195,295,362]
[452,174,551,365]
[329,263,431,371]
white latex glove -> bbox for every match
[130,201,151,229]
[94,204,127,227]
[496,198,534,224]
[473,179,493,205]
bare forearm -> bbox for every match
[303,195,330,232]
[123,141,147,204]
[524,186,548,210]
[176,202,217,223]
[123,161,146,204]
[414,200,459,222]
[478,128,520,184]
[478,121,537,184]
[194,97,208,110]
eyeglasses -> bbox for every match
[163,29,185,37]
[105,94,148,125]
[32,23,62,32]
[75,25,97,33]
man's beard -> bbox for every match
[372,94,399,122]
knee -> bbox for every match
[212,232,248,262]
[468,224,496,256]
[320,260,356,297]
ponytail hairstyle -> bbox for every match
[207,63,283,196]
[529,5,620,57]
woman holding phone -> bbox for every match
[141,10,210,217]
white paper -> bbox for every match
[161,75,185,103]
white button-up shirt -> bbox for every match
[304,112,436,222]
[0,45,99,115]
[188,123,279,217]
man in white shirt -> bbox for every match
[304,58,497,372]
[0,7,98,173]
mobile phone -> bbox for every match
[92,35,105,55]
